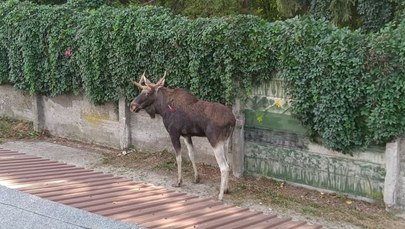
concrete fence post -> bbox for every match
[384,138,401,209]
[399,137,405,209]
[31,94,43,132]
[231,99,245,178]
[118,94,130,150]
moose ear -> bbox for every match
[157,78,165,88]
[142,75,152,86]
[157,71,167,88]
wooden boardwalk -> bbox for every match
[0,148,322,229]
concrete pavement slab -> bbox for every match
[0,185,142,229]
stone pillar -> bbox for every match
[384,138,401,209]
[119,95,130,150]
[31,94,42,132]
[231,99,245,178]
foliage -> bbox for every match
[0,46,8,84]
[276,18,370,151]
[0,2,275,104]
[0,1,81,94]
[276,17,405,152]
[16,0,404,31]
[277,0,402,31]
[245,0,281,21]
[0,3,8,83]
[21,0,66,4]
[176,0,241,18]
[357,0,396,31]
[67,0,108,9]
[135,0,283,21]
[0,1,404,153]
[390,0,405,23]
[276,0,309,17]
[364,21,405,145]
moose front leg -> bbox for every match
[170,135,182,187]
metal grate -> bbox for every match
[0,148,322,229]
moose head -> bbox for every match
[130,71,167,117]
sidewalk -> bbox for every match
[0,141,323,229]
[0,185,141,229]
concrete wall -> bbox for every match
[1,84,405,208]
[384,137,405,209]
[243,80,386,201]
[40,95,121,148]
[0,85,33,121]
[244,135,385,200]
[129,111,217,165]
[0,85,218,165]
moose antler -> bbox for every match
[132,80,144,89]
[132,71,147,89]
[156,71,167,86]
[132,71,166,89]
[141,71,153,86]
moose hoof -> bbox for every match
[218,193,224,201]
[172,179,182,187]
[192,176,200,184]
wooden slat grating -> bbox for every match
[0,148,322,229]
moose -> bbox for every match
[130,71,236,200]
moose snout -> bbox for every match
[129,102,140,112]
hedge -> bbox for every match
[276,20,405,151]
[0,0,404,153]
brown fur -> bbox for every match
[165,89,234,132]
[130,77,235,200]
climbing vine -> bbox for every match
[0,0,404,153]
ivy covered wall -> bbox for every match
[0,0,404,153]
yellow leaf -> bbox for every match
[274,99,284,108]
[256,114,263,123]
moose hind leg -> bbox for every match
[170,135,182,187]
[213,142,230,200]
[184,137,200,183]
[223,136,232,193]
